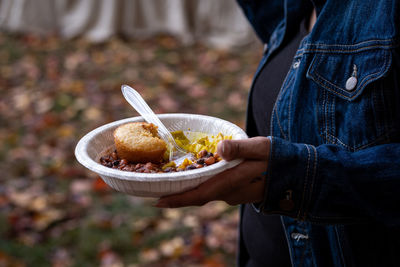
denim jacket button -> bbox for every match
[291,232,309,241]
[345,76,357,90]
[263,43,269,53]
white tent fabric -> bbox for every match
[0,0,256,48]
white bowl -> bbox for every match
[75,113,248,197]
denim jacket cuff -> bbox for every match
[256,136,318,220]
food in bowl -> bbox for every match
[114,122,167,163]
[100,122,231,173]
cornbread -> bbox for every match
[113,122,167,163]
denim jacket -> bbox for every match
[237,0,400,266]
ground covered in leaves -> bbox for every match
[0,33,261,267]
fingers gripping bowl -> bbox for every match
[75,114,248,197]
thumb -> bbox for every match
[217,136,271,161]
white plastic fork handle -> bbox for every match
[121,85,174,141]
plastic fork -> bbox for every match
[121,85,193,165]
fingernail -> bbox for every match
[219,141,229,156]
[221,141,226,154]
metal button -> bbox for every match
[346,64,358,91]
[263,44,269,53]
[291,232,309,241]
[345,76,357,91]
[293,60,300,69]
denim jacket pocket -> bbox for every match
[306,48,392,101]
[305,48,396,150]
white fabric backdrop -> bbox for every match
[0,0,256,48]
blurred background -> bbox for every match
[0,0,262,266]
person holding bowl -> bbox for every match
[156,1,400,266]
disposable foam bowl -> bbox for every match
[75,113,248,197]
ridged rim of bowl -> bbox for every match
[75,113,247,182]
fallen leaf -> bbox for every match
[92,176,111,192]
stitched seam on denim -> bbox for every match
[270,104,275,136]
[271,97,281,137]
[313,69,384,100]
[288,75,296,142]
[312,56,327,144]
[279,66,296,100]
[326,93,332,143]
[313,61,386,98]
[316,132,353,151]
[307,38,397,46]
[270,105,275,135]
[324,133,355,151]
[273,104,287,139]
[318,84,326,143]
[320,88,325,142]
[334,226,347,267]
[331,96,336,143]
[303,38,398,49]
[304,145,318,220]
[353,129,397,150]
[303,45,395,54]
[323,90,329,142]
[323,89,330,143]
[303,41,398,53]
[325,128,397,152]
[329,94,335,144]
[275,73,295,139]
[310,51,390,100]
[322,78,397,150]
[297,144,311,220]
[272,66,296,139]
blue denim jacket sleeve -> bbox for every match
[259,136,400,226]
